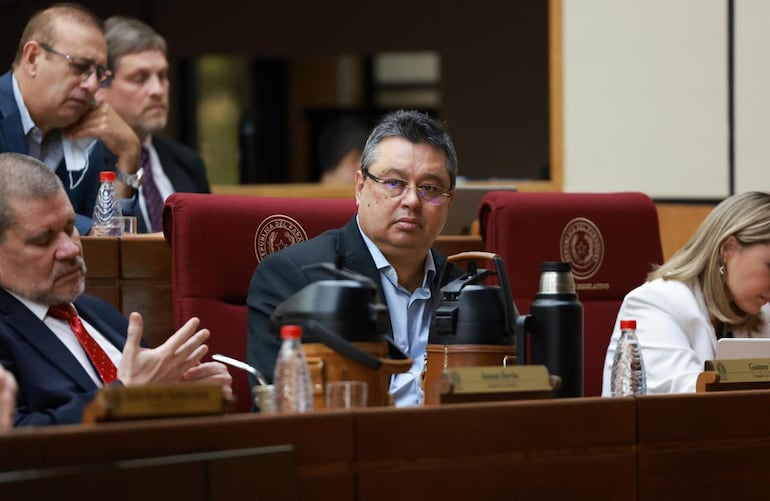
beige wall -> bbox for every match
[561,0,730,198]
[735,0,770,192]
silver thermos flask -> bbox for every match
[516,261,584,398]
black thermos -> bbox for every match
[516,261,584,398]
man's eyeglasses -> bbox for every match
[39,43,112,86]
[363,168,453,206]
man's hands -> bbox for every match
[117,313,233,397]
[64,101,141,198]
[182,361,234,400]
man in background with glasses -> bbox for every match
[0,4,141,236]
[247,110,463,407]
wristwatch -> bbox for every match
[115,168,144,189]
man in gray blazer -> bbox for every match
[98,16,210,233]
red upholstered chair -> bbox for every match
[478,191,663,397]
[163,193,357,412]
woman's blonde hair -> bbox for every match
[649,191,770,332]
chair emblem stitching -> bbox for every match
[560,217,604,281]
[254,214,308,262]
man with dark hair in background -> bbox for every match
[98,16,210,233]
[317,114,370,185]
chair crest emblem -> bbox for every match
[560,217,604,280]
[254,214,308,262]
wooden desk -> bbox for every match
[0,412,353,501]
[0,398,633,500]
[0,445,297,501]
[637,390,770,499]
[356,397,636,499]
[82,235,173,348]
[7,391,770,499]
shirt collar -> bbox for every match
[3,288,66,322]
[11,73,36,137]
[355,215,436,287]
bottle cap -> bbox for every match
[99,171,117,182]
[280,324,302,340]
[620,319,636,330]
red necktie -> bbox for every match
[140,147,164,232]
[48,305,118,384]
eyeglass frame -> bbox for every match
[38,43,112,86]
[362,167,453,206]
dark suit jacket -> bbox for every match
[134,136,210,233]
[0,288,128,426]
[0,70,111,236]
[246,217,463,386]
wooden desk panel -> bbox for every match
[81,235,172,348]
[9,392,770,499]
[120,235,172,279]
[81,237,120,309]
[355,398,636,499]
[0,412,355,501]
[120,236,173,348]
[0,445,297,501]
[637,390,770,500]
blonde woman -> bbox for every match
[602,191,770,394]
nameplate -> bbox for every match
[445,365,552,394]
[85,384,226,423]
[706,359,770,383]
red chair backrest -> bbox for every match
[163,193,357,412]
[479,191,663,396]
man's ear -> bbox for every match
[354,168,365,205]
[20,41,42,77]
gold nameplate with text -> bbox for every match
[706,359,770,383]
[445,365,552,394]
[84,384,226,423]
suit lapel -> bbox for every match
[334,219,394,338]
[0,289,96,391]
[153,136,193,191]
[335,219,384,294]
[0,71,28,154]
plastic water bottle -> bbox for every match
[273,324,313,413]
[610,319,647,396]
[91,171,123,236]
